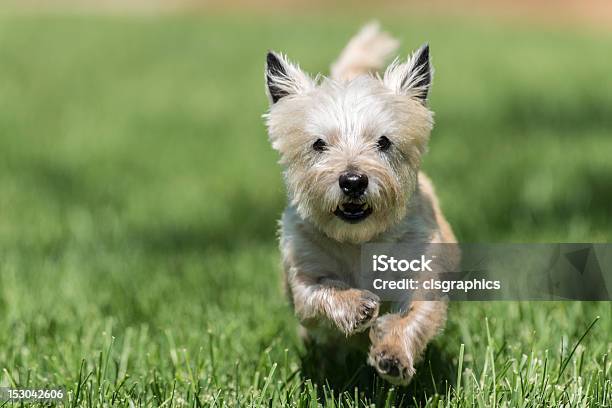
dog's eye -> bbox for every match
[312,138,327,152]
[377,136,392,151]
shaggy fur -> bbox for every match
[263,22,456,385]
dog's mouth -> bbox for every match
[333,202,373,224]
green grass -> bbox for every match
[0,12,611,407]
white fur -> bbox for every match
[265,62,432,243]
[264,23,456,385]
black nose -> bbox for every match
[339,172,368,198]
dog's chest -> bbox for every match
[321,241,364,286]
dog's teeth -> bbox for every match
[339,204,345,211]
[363,203,369,210]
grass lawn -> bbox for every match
[0,12,611,407]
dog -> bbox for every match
[263,22,456,385]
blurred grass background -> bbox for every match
[0,6,611,406]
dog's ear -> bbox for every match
[383,44,432,102]
[265,51,314,104]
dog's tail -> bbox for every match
[330,21,399,81]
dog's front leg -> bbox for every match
[288,269,380,336]
[368,301,447,385]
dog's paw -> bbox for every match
[368,346,415,385]
[352,290,380,332]
[332,289,380,335]
[367,315,415,385]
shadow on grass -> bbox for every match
[299,340,456,407]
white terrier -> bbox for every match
[263,22,456,385]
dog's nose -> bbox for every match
[339,172,368,198]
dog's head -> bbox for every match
[264,45,433,243]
